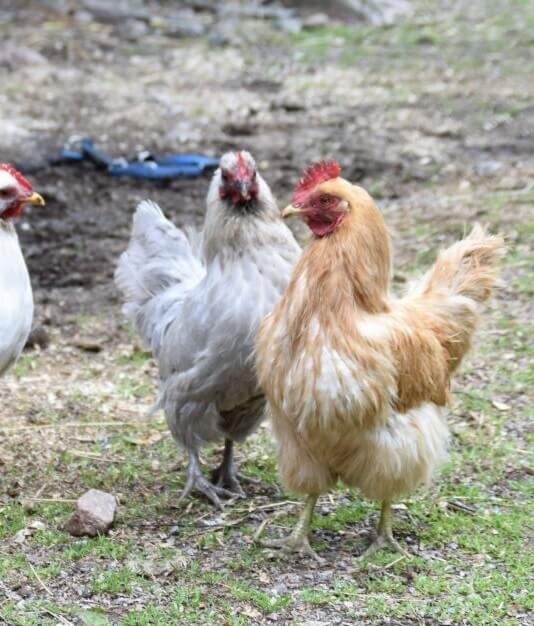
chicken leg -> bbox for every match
[177,448,235,509]
[358,501,409,559]
[210,439,245,496]
[257,494,324,563]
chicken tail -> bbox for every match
[405,224,504,373]
[419,224,505,304]
[115,200,206,355]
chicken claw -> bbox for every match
[256,495,325,563]
[358,501,410,560]
[261,532,325,564]
[177,450,236,509]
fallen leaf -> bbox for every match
[492,400,510,411]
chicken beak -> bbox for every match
[237,182,252,202]
[24,192,45,206]
[281,204,303,219]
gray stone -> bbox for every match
[115,18,149,41]
[337,0,413,25]
[162,16,206,38]
[474,160,504,177]
[81,0,149,23]
[64,489,117,537]
[302,13,331,29]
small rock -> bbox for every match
[277,16,302,33]
[115,18,149,41]
[64,489,117,537]
[303,13,331,29]
[474,160,503,177]
[271,97,307,112]
[12,528,32,543]
[82,0,149,23]
[161,16,206,38]
[17,585,33,598]
[208,18,241,47]
[73,10,94,23]
[340,0,413,26]
[71,338,103,353]
[496,175,525,190]
[458,179,472,191]
[78,586,93,598]
[0,45,48,69]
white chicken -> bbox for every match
[0,164,44,376]
[115,151,300,507]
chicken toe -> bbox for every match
[261,532,325,563]
[256,495,324,562]
[358,501,410,560]
[177,450,236,509]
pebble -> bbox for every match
[64,489,117,537]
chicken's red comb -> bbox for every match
[0,164,32,193]
[292,160,341,205]
[236,151,252,179]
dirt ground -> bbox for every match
[0,1,532,625]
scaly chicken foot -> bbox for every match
[210,439,250,497]
[258,495,325,563]
[358,501,410,560]
[177,450,236,509]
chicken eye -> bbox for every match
[0,188,14,198]
[320,195,329,205]
[221,171,230,182]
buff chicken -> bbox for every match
[255,160,504,559]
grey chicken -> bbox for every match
[115,151,300,507]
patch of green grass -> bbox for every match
[292,19,447,66]
[117,349,152,367]
[513,274,534,296]
[122,606,170,626]
[36,563,63,579]
[229,581,291,613]
[122,583,246,626]
[367,178,386,198]
[356,515,532,623]
[117,379,153,400]
[77,608,111,626]
[300,580,361,606]
[62,535,131,562]
[0,502,26,540]
[240,431,278,485]
[299,588,334,605]
[11,355,37,378]
[0,601,75,626]
[91,566,144,596]
[226,542,272,571]
[313,499,368,531]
